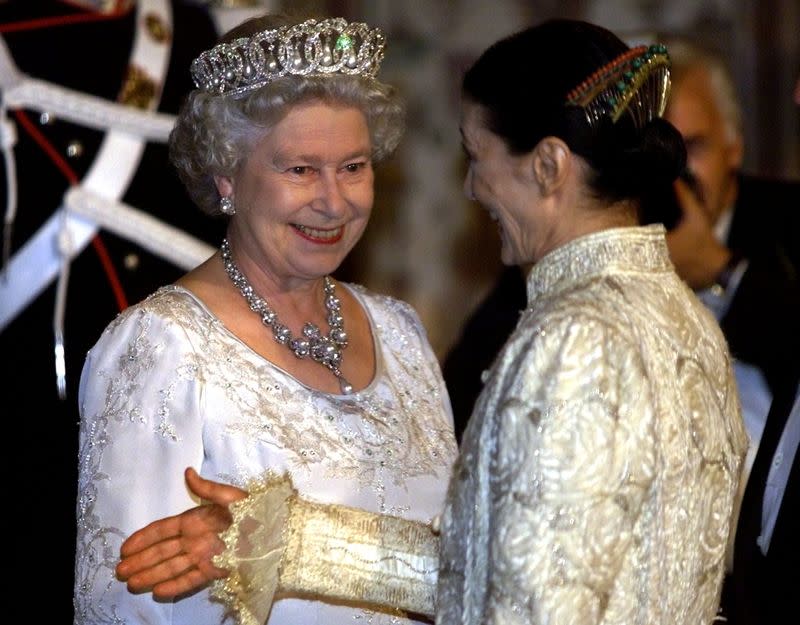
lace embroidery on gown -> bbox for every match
[211,473,440,625]
[74,283,457,625]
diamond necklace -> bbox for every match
[221,238,353,394]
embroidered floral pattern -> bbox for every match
[74,283,456,624]
[437,226,748,625]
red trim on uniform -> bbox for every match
[13,110,129,311]
[90,236,129,311]
[13,110,80,185]
[0,4,130,34]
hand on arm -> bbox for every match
[666,179,732,289]
[116,467,248,599]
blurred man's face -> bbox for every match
[665,66,743,226]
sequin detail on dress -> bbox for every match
[75,282,456,625]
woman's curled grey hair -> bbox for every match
[169,74,405,215]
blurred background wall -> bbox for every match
[235,0,799,358]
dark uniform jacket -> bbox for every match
[0,3,221,621]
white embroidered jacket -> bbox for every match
[438,225,748,625]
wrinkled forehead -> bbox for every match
[459,100,490,145]
[253,102,373,161]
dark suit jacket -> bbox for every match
[717,175,800,625]
[719,385,798,625]
[441,264,527,443]
[722,175,800,397]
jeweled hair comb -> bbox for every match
[566,44,671,130]
[191,17,386,96]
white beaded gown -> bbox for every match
[73,282,457,625]
[437,225,749,625]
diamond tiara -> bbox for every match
[565,44,671,130]
[191,17,386,96]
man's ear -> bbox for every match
[214,175,234,198]
[531,137,571,195]
[726,133,744,173]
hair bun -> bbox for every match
[637,117,687,184]
[588,116,686,201]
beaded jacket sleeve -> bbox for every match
[209,472,441,625]
[74,283,457,625]
[436,225,748,625]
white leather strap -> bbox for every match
[0,36,174,141]
[0,0,176,331]
[65,187,214,271]
[2,76,175,141]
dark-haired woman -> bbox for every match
[437,19,746,624]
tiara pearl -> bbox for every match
[191,17,386,96]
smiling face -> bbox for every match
[460,100,544,266]
[218,102,374,289]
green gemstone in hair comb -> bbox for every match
[565,44,672,129]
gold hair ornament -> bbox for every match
[565,44,671,129]
[191,17,386,96]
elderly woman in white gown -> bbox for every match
[75,13,457,625]
[116,18,747,625]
